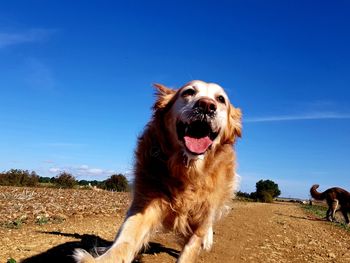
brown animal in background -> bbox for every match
[74,80,242,263]
[310,184,350,224]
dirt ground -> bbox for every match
[1,187,350,263]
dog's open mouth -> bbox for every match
[177,121,219,155]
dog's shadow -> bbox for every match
[274,212,327,222]
[21,231,179,263]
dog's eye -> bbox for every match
[217,95,226,104]
[182,88,196,98]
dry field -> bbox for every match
[1,186,350,263]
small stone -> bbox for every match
[328,253,336,258]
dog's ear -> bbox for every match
[153,83,176,110]
[222,105,242,144]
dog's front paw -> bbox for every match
[73,249,96,263]
[201,227,213,251]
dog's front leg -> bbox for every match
[177,221,214,263]
[74,204,161,263]
[201,225,213,251]
[177,233,203,263]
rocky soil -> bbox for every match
[1,186,350,263]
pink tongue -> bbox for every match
[184,136,213,154]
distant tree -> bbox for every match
[103,174,128,192]
[0,169,39,187]
[0,170,9,186]
[55,172,77,188]
[50,177,56,184]
[257,191,274,203]
[39,176,51,184]
[249,191,257,200]
[78,180,90,186]
[236,191,251,199]
[254,179,281,203]
[27,171,39,186]
[90,180,100,186]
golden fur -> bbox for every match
[74,80,242,263]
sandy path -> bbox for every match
[2,201,350,263]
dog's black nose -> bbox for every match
[194,98,217,114]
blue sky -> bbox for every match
[1,0,350,198]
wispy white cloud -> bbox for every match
[76,165,112,177]
[49,167,61,174]
[0,28,55,48]
[245,112,350,123]
[0,28,58,91]
[48,164,117,179]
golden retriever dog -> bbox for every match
[310,184,350,224]
[74,80,242,263]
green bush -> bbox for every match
[78,179,90,186]
[39,176,51,184]
[0,169,39,187]
[249,179,281,203]
[103,174,128,192]
[54,172,77,188]
[257,191,274,203]
[236,191,251,198]
[256,179,281,198]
